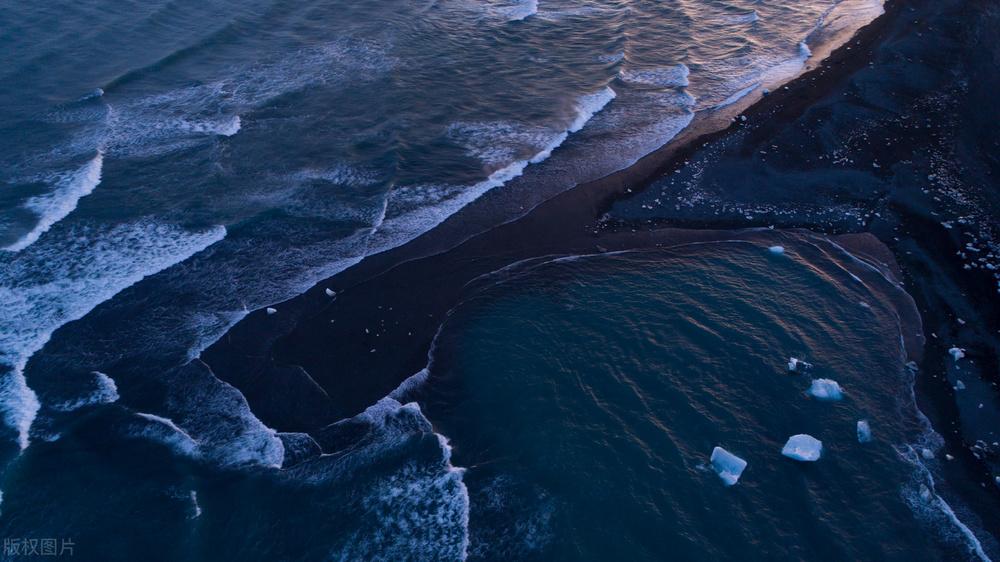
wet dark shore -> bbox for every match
[201,0,999,547]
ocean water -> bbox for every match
[416,232,987,560]
[9,0,993,560]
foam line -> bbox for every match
[4,152,104,253]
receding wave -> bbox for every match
[0,221,226,450]
[3,152,104,253]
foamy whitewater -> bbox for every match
[5,0,969,560]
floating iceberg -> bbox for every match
[710,446,748,486]
[325,288,336,297]
[808,378,844,401]
[768,245,785,254]
[782,434,822,461]
[266,307,277,315]
[856,420,872,443]
[948,347,965,361]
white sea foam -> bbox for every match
[714,83,761,110]
[321,397,469,561]
[389,368,431,402]
[39,38,395,162]
[4,152,104,253]
[528,87,617,164]
[126,360,285,470]
[371,87,615,252]
[289,164,383,188]
[133,411,200,457]
[158,360,285,469]
[0,221,225,450]
[448,121,558,168]
[620,65,691,88]
[50,371,119,412]
[901,444,993,561]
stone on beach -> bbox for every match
[710,446,748,486]
[782,434,822,461]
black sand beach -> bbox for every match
[201,0,1000,543]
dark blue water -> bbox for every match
[5,0,994,560]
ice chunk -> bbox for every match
[921,448,935,460]
[948,347,965,361]
[857,420,872,443]
[955,379,966,390]
[325,288,336,297]
[768,245,785,254]
[787,357,811,372]
[807,378,844,401]
[782,434,822,461]
[266,307,277,315]
[710,446,748,486]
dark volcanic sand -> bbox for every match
[201,0,1000,544]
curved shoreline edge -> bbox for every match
[200,0,1000,555]
[200,0,903,408]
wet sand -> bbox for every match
[201,0,1000,546]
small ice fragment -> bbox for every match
[768,245,785,254]
[948,347,965,361]
[945,454,954,461]
[782,434,823,461]
[710,446,748,486]
[265,307,277,315]
[857,420,872,443]
[787,357,810,372]
[921,448,935,460]
[808,379,844,401]
[955,380,965,390]
[919,484,932,501]
[325,288,336,297]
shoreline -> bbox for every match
[201,0,1000,552]
[202,0,902,424]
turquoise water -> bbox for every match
[415,233,985,560]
